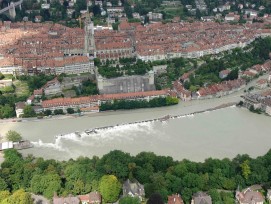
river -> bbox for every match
[0,91,270,162]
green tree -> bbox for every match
[23,105,36,118]
[147,193,164,204]
[94,58,101,66]
[6,130,22,142]
[0,178,8,191]
[0,105,15,119]
[4,189,33,204]
[31,174,61,198]
[54,109,64,115]
[67,108,75,114]
[96,150,132,179]
[240,160,251,180]
[0,191,10,202]
[119,196,140,204]
[99,175,121,203]
[44,109,52,116]
[0,72,4,80]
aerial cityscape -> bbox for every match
[0,0,271,203]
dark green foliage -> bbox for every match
[54,109,64,115]
[225,68,239,81]
[119,57,137,64]
[23,105,36,118]
[79,80,98,96]
[98,60,152,78]
[0,72,4,80]
[44,109,52,116]
[1,147,271,201]
[0,104,15,119]
[18,74,55,92]
[100,97,179,111]
[119,196,140,204]
[147,193,164,204]
[96,150,132,180]
[66,108,75,114]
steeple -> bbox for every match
[84,10,96,58]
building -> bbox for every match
[168,194,184,204]
[153,65,167,75]
[225,13,235,22]
[53,194,80,204]
[219,70,230,79]
[34,16,42,23]
[15,102,25,118]
[147,12,163,21]
[97,71,155,94]
[196,79,246,99]
[41,89,169,113]
[173,81,191,101]
[255,79,268,89]
[244,9,258,18]
[78,192,102,204]
[123,179,145,201]
[43,78,62,96]
[0,142,13,151]
[191,192,212,204]
[236,187,264,204]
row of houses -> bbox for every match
[196,78,246,99]
[173,78,246,101]
[15,89,171,117]
[173,58,271,101]
[0,56,94,76]
[52,179,271,204]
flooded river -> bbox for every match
[0,92,270,162]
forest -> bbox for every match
[1,148,271,203]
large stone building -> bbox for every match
[97,71,155,94]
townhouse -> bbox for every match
[40,89,170,113]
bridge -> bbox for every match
[0,0,23,20]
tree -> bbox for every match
[23,105,36,118]
[0,178,8,191]
[0,105,15,119]
[3,189,33,204]
[92,5,101,16]
[96,150,132,179]
[147,193,164,204]
[67,108,75,114]
[0,72,4,80]
[54,109,64,115]
[6,130,22,142]
[225,68,239,80]
[31,174,61,198]
[196,9,202,19]
[44,109,52,116]
[240,160,251,180]
[0,191,10,202]
[94,58,101,66]
[99,175,121,203]
[119,196,140,204]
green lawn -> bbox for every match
[14,80,30,97]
